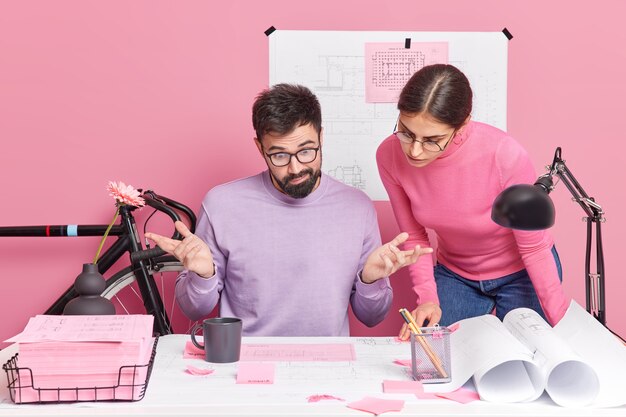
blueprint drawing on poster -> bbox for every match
[270,31,508,200]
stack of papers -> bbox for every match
[4,315,154,403]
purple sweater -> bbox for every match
[175,171,392,336]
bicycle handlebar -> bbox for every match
[141,192,183,239]
[145,192,197,234]
[130,246,167,263]
[129,190,197,265]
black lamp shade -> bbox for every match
[491,184,556,230]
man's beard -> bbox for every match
[273,168,321,199]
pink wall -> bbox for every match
[1,1,625,344]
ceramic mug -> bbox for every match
[190,317,242,363]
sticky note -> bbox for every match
[382,379,424,394]
[347,396,404,415]
[236,362,275,384]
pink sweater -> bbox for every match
[376,121,569,325]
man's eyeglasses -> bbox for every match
[265,147,320,167]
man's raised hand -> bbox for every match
[145,221,215,278]
[361,232,433,284]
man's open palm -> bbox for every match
[145,221,215,278]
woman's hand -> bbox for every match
[398,302,442,340]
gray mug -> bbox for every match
[190,317,242,363]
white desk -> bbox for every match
[1,335,624,416]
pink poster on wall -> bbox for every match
[365,42,448,103]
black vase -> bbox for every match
[63,263,116,315]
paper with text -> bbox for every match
[5,315,153,343]
[184,341,356,361]
[240,343,356,361]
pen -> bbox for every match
[399,308,448,379]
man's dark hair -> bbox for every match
[252,84,322,141]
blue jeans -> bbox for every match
[434,246,562,326]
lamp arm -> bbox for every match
[548,147,606,325]
[549,147,604,221]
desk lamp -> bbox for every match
[491,147,606,325]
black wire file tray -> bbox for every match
[2,336,159,404]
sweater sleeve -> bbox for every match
[174,198,224,321]
[495,139,570,325]
[350,200,393,327]
[376,140,438,306]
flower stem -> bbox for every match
[93,205,120,264]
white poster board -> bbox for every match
[270,30,508,200]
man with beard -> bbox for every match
[146,84,432,336]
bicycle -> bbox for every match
[0,189,197,336]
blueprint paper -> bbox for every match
[270,30,507,200]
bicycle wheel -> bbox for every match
[101,258,197,334]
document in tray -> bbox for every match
[5,314,154,343]
[4,314,155,403]
[449,301,626,407]
[11,338,156,403]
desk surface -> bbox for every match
[1,335,624,417]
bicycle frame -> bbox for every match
[0,190,196,336]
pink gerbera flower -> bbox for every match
[94,181,145,264]
[107,181,145,207]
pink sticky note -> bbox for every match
[415,392,440,400]
[393,358,419,367]
[307,394,345,402]
[382,379,424,394]
[240,343,355,361]
[236,362,275,384]
[185,365,214,376]
[435,387,480,404]
[347,396,404,415]
[364,42,448,103]
[183,340,205,359]
[447,323,460,333]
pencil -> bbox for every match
[399,308,443,367]
[400,308,446,372]
[399,308,446,375]
[399,308,448,379]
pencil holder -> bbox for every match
[410,326,451,383]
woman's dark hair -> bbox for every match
[398,64,472,129]
[252,83,322,141]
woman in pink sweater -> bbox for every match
[376,64,570,338]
